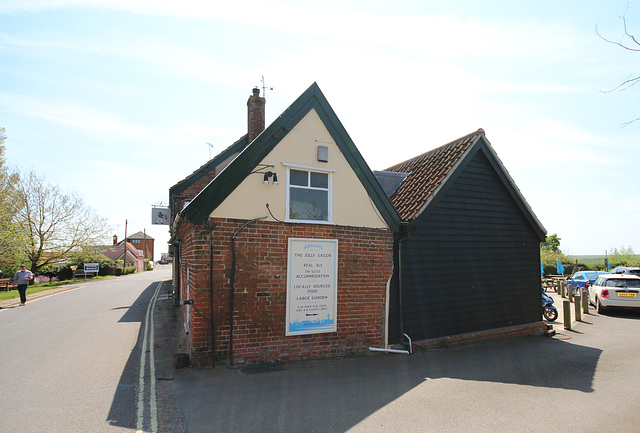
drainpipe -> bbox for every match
[369,333,412,355]
[398,232,408,348]
[369,347,409,355]
[229,216,267,365]
[207,220,217,368]
[369,228,413,355]
[393,230,413,353]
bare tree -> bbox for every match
[0,128,24,273]
[14,170,112,273]
[596,5,640,126]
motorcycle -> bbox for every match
[542,289,558,322]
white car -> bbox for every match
[589,274,640,313]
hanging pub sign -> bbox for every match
[286,238,338,336]
[151,206,170,225]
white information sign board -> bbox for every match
[84,263,99,273]
[286,238,338,336]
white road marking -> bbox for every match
[150,282,158,433]
[136,282,161,433]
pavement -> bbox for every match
[544,286,590,333]
[154,284,600,433]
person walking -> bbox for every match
[13,264,33,306]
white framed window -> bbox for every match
[285,164,333,223]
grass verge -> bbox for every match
[0,277,105,301]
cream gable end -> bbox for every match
[211,109,388,229]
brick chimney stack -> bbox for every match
[247,87,265,144]
[113,235,118,246]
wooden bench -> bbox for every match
[73,270,98,279]
[0,278,17,292]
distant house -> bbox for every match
[123,231,154,262]
[101,241,145,273]
[381,129,547,344]
[169,85,547,367]
[169,83,400,366]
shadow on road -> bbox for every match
[104,281,159,430]
[596,309,640,320]
[174,334,601,433]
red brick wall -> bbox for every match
[172,169,219,218]
[177,218,394,366]
[174,219,209,361]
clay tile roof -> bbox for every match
[385,129,484,221]
[127,231,154,240]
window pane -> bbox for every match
[310,172,328,188]
[290,189,328,221]
[290,169,308,186]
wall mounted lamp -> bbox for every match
[250,164,278,184]
[263,171,278,185]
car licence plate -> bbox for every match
[617,292,636,297]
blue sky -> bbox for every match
[1,0,638,257]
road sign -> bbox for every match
[84,263,99,273]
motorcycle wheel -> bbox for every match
[543,307,558,322]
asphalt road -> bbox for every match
[2,270,640,433]
[0,266,173,433]
[171,295,640,433]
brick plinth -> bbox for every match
[412,321,549,350]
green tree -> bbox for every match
[541,234,561,252]
[541,248,567,268]
[13,170,112,274]
[540,233,568,274]
[607,245,639,267]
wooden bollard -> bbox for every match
[582,288,589,314]
[564,284,574,302]
[563,300,571,330]
[574,294,582,322]
[559,280,564,296]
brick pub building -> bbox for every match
[170,83,547,367]
[170,84,400,366]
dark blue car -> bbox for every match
[566,271,608,295]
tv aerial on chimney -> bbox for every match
[261,75,273,98]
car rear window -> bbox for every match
[584,272,599,279]
[605,279,640,288]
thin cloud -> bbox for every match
[0,92,185,145]
[1,1,583,62]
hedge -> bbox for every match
[116,265,137,276]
